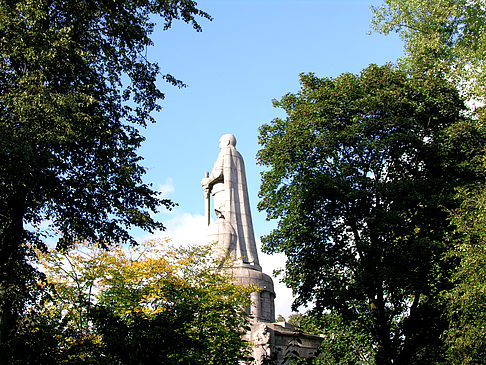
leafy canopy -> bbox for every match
[0,0,210,344]
[8,240,252,364]
[444,187,486,364]
[372,0,486,102]
[288,312,375,365]
[0,0,210,248]
[257,64,486,363]
[373,2,486,363]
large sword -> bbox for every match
[204,171,210,226]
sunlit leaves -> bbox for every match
[257,64,485,363]
[372,0,486,102]
[444,188,486,363]
[373,3,486,361]
[33,239,252,364]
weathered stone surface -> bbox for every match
[201,133,276,324]
[202,134,261,271]
[269,322,324,362]
[202,134,322,364]
[230,266,275,323]
[245,322,323,364]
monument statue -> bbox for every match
[201,134,261,271]
[200,134,323,364]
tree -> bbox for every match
[372,0,486,103]
[0,0,210,345]
[9,240,251,364]
[257,64,486,364]
[443,187,486,364]
[373,2,486,362]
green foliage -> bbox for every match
[0,0,210,345]
[289,312,375,365]
[372,0,486,102]
[444,187,486,364]
[7,240,251,364]
[373,3,486,361]
[257,64,486,364]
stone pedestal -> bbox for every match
[230,266,275,323]
[244,320,324,364]
[269,322,324,363]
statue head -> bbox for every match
[219,134,236,149]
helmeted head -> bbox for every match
[219,134,237,149]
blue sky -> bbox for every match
[136,0,404,318]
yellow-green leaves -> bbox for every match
[33,239,251,364]
[372,0,486,103]
[1,0,211,357]
[444,188,486,363]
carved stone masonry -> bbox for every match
[202,134,322,364]
[202,133,261,271]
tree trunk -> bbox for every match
[0,193,27,345]
[370,284,393,365]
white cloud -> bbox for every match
[136,211,208,246]
[164,212,210,246]
[157,178,175,198]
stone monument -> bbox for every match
[202,134,322,364]
[201,134,275,323]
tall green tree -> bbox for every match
[0,0,210,347]
[257,64,486,364]
[373,2,486,362]
[372,0,486,102]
